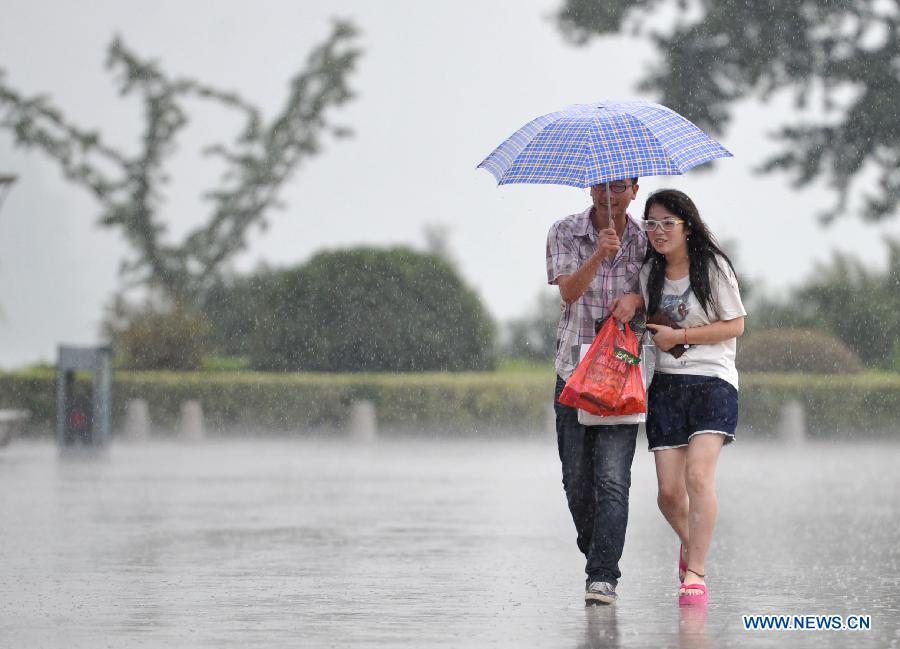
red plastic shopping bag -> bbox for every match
[559,317,647,417]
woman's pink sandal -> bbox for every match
[679,569,709,606]
[679,582,709,606]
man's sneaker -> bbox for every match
[585,581,618,605]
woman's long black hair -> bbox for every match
[643,189,736,319]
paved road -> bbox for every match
[0,435,896,648]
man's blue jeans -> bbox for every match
[554,376,638,586]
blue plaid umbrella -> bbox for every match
[477,101,732,188]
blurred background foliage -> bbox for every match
[100,236,900,374]
[4,366,899,437]
[4,2,900,376]
[747,238,900,370]
[736,329,865,374]
[112,246,497,373]
[232,247,496,372]
[0,21,360,302]
[555,0,900,224]
[104,297,212,371]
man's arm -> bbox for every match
[557,228,620,304]
[609,233,647,322]
[610,293,644,323]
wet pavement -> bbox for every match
[0,434,897,648]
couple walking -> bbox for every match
[548,179,746,606]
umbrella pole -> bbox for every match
[606,182,613,230]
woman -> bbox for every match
[639,189,746,606]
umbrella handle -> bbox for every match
[606,182,613,230]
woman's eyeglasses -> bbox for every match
[641,218,685,232]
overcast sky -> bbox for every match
[1,0,898,369]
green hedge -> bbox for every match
[0,369,551,436]
[737,328,866,373]
[738,373,899,437]
[1,369,898,438]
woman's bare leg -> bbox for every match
[682,433,725,595]
[654,447,690,572]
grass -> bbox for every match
[495,358,554,375]
[201,356,252,372]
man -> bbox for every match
[546,178,647,605]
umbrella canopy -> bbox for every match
[477,101,732,188]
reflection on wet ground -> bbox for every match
[0,435,897,648]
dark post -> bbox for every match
[56,346,113,447]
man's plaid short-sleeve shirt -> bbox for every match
[546,206,647,380]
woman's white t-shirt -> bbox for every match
[639,256,747,389]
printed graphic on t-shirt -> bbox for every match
[661,285,693,323]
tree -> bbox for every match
[736,328,865,373]
[102,296,212,370]
[0,20,360,301]
[203,268,275,358]
[556,1,900,223]
[750,238,900,369]
[501,291,560,362]
[244,247,496,372]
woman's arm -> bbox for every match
[647,317,744,352]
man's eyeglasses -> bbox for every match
[641,218,685,232]
[592,182,633,194]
